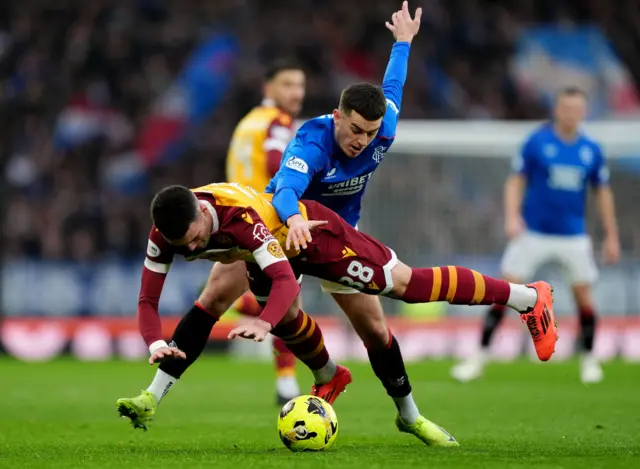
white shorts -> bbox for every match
[500,231,598,285]
[320,279,361,295]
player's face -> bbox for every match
[267,70,306,116]
[332,109,382,158]
[167,209,211,252]
[554,94,587,131]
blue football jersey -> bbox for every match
[265,42,410,227]
[513,124,609,235]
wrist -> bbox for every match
[395,38,412,45]
[149,340,168,354]
[286,213,303,227]
[258,314,279,330]
[258,318,273,331]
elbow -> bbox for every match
[505,174,526,195]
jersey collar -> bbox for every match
[199,200,219,233]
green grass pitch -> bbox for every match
[1,356,639,468]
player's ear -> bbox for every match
[332,109,341,124]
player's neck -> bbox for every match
[262,98,277,108]
[553,123,579,142]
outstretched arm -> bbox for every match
[137,229,186,363]
[381,1,422,113]
[224,209,301,337]
[271,140,326,250]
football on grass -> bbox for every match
[277,395,338,452]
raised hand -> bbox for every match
[385,1,422,44]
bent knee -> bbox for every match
[199,276,248,315]
[359,321,390,349]
[389,262,412,299]
[349,307,389,349]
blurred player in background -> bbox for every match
[452,87,621,384]
[225,60,305,403]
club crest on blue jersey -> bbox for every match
[265,41,411,228]
[372,146,387,164]
[543,143,557,159]
[579,145,593,165]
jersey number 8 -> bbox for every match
[339,260,373,289]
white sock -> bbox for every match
[507,283,538,312]
[393,392,421,425]
[276,376,301,399]
[312,359,337,385]
[146,369,177,403]
[475,347,490,362]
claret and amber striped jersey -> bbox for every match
[226,100,294,192]
[138,182,307,346]
[143,182,308,274]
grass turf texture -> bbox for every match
[1,356,639,468]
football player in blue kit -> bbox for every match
[452,86,621,384]
[119,2,460,447]
[262,0,433,437]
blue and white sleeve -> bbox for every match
[271,142,324,224]
[380,42,410,127]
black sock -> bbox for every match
[481,304,506,347]
[366,335,412,398]
[159,304,217,379]
[579,311,597,352]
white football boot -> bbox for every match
[451,349,489,383]
[580,354,604,384]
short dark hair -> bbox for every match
[556,86,587,100]
[150,185,198,241]
[265,59,304,81]
[339,83,386,121]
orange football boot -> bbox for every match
[521,281,557,361]
[311,365,352,405]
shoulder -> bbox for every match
[578,133,603,153]
[273,110,293,128]
[296,115,333,138]
[147,227,169,251]
[521,124,552,154]
[237,106,281,131]
[577,134,605,165]
[528,123,552,143]
[146,226,174,264]
[266,111,295,143]
[287,117,332,161]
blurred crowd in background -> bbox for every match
[2,0,640,262]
